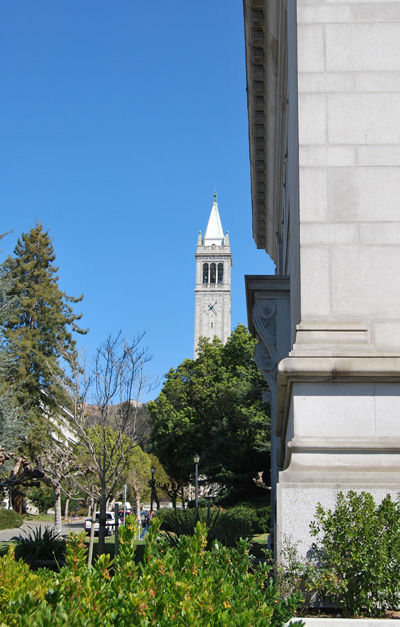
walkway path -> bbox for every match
[0,518,85,542]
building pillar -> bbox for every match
[245,275,290,558]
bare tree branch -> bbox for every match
[57,332,158,554]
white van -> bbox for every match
[115,501,132,511]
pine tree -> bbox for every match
[0,233,25,456]
[1,223,87,427]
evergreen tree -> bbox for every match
[148,324,270,503]
[0,233,24,456]
[1,223,87,427]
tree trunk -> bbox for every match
[135,492,141,539]
[88,506,96,567]
[54,484,62,534]
[64,497,69,521]
[98,492,107,556]
[12,492,23,514]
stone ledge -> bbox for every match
[291,322,372,354]
[278,475,400,486]
[296,619,400,627]
[279,356,400,382]
[288,438,400,452]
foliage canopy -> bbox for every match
[148,324,270,502]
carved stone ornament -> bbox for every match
[252,299,277,403]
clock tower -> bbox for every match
[194,193,232,356]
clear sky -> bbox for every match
[0,1,275,401]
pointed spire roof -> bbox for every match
[203,192,225,246]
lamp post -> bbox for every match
[193,454,200,513]
[150,466,155,512]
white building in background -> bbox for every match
[194,193,232,356]
[244,0,400,559]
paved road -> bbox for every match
[0,517,86,542]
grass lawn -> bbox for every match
[83,537,146,562]
[23,513,55,522]
[250,533,269,560]
[0,511,55,532]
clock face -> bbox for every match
[207,301,218,315]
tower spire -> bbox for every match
[204,192,224,246]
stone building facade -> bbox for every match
[194,193,232,356]
[243,0,400,558]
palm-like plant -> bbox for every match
[12,525,66,564]
[159,505,251,549]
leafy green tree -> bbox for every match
[1,223,86,427]
[125,446,152,518]
[26,483,60,513]
[148,452,171,507]
[148,324,270,503]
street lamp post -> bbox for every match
[150,466,155,512]
[193,454,200,513]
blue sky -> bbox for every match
[0,1,275,401]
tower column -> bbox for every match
[194,194,232,356]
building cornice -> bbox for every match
[243,0,288,262]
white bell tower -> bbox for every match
[194,193,232,356]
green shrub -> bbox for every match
[12,526,66,566]
[228,503,270,535]
[152,506,176,531]
[187,497,213,509]
[7,517,304,626]
[0,545,52,626]
[278,491,400,617]
[309,491,400,616]
[209,508,252,547]
[0,508,23,530]
[155,503,270,545]
[274,539,317,616]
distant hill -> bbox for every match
[84,402,152,452]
